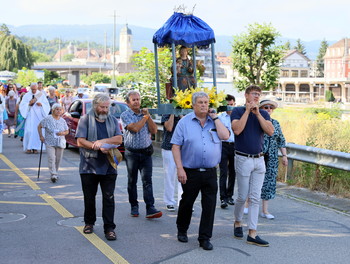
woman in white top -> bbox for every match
[60,89,73,112]
[38,103,69,183]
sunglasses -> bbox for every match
[263,105,275,110]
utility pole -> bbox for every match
[111,10,117,88]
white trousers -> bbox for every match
[46,145,64,177]
[162,149,183,206]
[234,155,266,230]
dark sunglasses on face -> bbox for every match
[263,105,275,110]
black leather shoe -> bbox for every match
[177,233,188,243]
[199,240,213,250]
[227,198,235,205]
[234,225,243,239]
[247,235,269,247]
[220,200,228,209]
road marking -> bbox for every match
[0,182,27,185]
[0,154,40,190]
[75,226,130,264]
[39,194,74,218]
[0,201,49,205]
[1,153,130,264]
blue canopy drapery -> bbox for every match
[152,12,215,48]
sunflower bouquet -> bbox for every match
[172,87,227,109]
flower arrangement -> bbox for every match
[172,87,227,109]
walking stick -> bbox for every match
[37,141,44,180]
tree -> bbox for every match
[0,24,34,71]
[231,23,285,91]
[43,69,62,86]
[284,40,291,50]
[62,54,74,62]
[294,38,306,55]
[80,72,111,86]
[316,39,328,77]
[32,51,51,62]
[15,69,38,87]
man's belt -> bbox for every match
[235,151,264,158]
[184,167,216,172]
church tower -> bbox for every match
[119,24,133,63]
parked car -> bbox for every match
[62,99,129,152]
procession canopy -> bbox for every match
[152,12,215,48]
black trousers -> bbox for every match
[219,142,236,201]
[176,168,218,241]
[80,173,117,233]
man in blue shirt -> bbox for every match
[120,90,162,219]
[171,91,229,250]
[76,93,123,241]
[218,94,236,209]
[231,85,274,247]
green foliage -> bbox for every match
[62,54,74,62]
[0,24,34,71]
[303,107,341,119]
[231,23,285,91]
[15,69,38,87]
[325,90,335,102]
[294,38,306,55]
[81,72,111,86]
[316,39,328,77]
[43,69,62,86]
[284,40,291,50]
[32,51,51,62]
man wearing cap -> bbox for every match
[171,91,229,250]
[231,85,274,247]
[19,82,50,154]
[73,88,89,101]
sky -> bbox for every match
[1,0,349,41]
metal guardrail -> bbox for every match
[153,121,350,178]
[284,143,350,179]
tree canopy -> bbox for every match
[0,24,34,71]
[231,23,285,91]
[316,39,328,77]
[294,38,307,55]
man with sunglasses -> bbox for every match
[230,85,274,247]
[171,91,229,250]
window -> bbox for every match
[282,70,289,77]
[291,70,298,77]
[300,70,308,77]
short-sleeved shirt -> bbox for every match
[161,114,181,150]
[171,112,222,168]
[120,109,152,149]
[40,115,68,147]
[76,115,121,175]
[230,106,270,154]
[218,111,234,143]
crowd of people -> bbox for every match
[1,80,288,248]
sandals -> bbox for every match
[83,225,94,234]
[105,230,117,241]
[25,150,32,154]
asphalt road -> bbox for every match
[1,134,349,264]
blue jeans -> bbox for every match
[124,149,155,209]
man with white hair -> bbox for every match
[19,82,50,154]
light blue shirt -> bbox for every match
[218,112,234,143]
[171,112,222,168]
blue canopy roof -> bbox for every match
[152,12,215,48]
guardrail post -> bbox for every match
[286,158,294,181]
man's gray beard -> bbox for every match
[97,114,108,120]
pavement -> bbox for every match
[0,134,350,264]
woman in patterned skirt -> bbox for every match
[259,100,288,220]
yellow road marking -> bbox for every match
[0,154,40,190]
[1,153,129,264]
[0,201,49,205]
[0,182,27,185]
[0,169,14,171]
[39,194,74,218]
[75,226,130,264]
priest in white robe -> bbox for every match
[19,83,50,153]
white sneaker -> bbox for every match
[51,176,58,183]
[166,205,175,212]
[260,212,274,219]
[243,207,249,215]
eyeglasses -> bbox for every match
[263,105,275,110]
[250,92,261,97]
